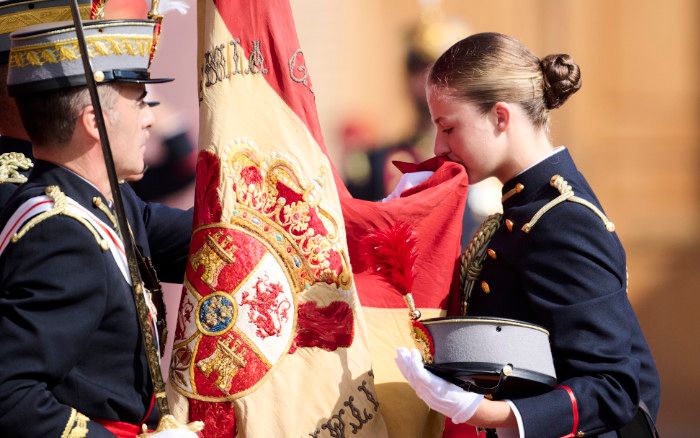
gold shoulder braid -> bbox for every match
[12,186,110,251]
[521,175,615,233]
[459,213,503,315]
[0,152,33,184]
[61,408,89,438]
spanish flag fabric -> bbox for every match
[342,158,480,438]
[166,1,387,436]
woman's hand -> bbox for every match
[395,347,484,423]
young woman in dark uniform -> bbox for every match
[396,32,660,437]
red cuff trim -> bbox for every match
[556,384,579,438]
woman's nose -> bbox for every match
[433,136,449,156]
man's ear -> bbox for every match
[492,102,510,132]
[79,105,100,142]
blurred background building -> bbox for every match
[109,1,699,435]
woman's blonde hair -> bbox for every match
[428,32,581,127]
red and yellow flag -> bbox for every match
[166,1,386,436]
[342,158,480,438]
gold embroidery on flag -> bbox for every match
[196,338,247,392]
[223,145,352,291]
[190,231,237,287]
[310,371,381,438]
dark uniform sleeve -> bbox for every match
[123,184,193,283]
[0,183,20,211]
[510,203,641,437]
[0,217,114,437]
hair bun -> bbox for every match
[540,54,581,109]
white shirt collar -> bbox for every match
[515,146,566,177]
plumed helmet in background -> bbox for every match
[406,0,470,74]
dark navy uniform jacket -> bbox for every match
[467,149,660,437]
[0,160,192,437]
[0,135,33,209]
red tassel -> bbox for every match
[360,222,418,296]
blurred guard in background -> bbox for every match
[343,0,501,245]
[102,0,196,203]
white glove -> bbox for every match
[382,171,434,202]
[395,347,484,424]
[147,430,199,438]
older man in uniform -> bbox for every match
[0,18,196,437]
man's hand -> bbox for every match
[395,347,484,424]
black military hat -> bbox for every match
[7,18,173,96]
[0,0,104,64]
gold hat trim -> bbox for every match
[9,34,152,68]
[0,4,91,35]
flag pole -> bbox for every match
[67,0,171,417]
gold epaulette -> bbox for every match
[12,185,110,251]
[0,152,33,184]
[61,408,89,438]
[521,175,615,233]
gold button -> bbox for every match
[487,249,497,260]
[515,183,524,193]
[505,219,514,232]
[480,281,490,294]
[93,70,105,82]
[576,431,585,437]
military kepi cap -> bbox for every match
[0,0,102,64]
[7,19,173,96]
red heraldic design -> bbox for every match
[171,147,355,402]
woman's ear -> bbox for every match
[78,105,100,142]
[493,102,510,132]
